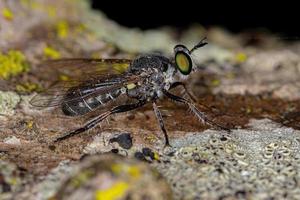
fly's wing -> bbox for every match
[40,58,132,78]
[30,58,138,108]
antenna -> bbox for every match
[189,37,208,54]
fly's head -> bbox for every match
[162,38,207,91]
[173,38,207,80]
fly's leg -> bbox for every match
[171,82,228,118]
[54,101,146,142]
[169,82,197,103]
[152,102,170,147]
[53,111,110,142]
[163,89,230,132]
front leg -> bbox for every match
[169,82,197,103]
[162,89,230,131]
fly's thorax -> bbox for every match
[163,63,176,90]
[125,69,166,101]
[129,54,171,73]
[125,54,175,101]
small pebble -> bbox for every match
[111,149,119,154]
[142,147,155,160]
[134,152,147,162]
[109,133,133,149]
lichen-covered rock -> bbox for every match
[0,91,20,116]
[150,119,300,199]
[79,119,300,199]
[0,160,23,199]
[212,48,300,100]
[52,154,172,200]
[14,160,73,200]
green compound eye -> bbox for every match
[175,52,192,75]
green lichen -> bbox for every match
[0,50,29,79]
[0,91,20,116]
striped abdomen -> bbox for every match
[62,87,121,116]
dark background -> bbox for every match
[91,1,299,38]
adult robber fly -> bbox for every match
[30,38,228,146]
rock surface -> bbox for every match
[1,0,300,200]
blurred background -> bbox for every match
[92,1,299,38]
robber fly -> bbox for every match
[30,38,228,146]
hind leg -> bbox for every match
[54,100,146,142]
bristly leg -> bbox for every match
[53,100,146,142]
[163,89,230,132]
[169,82,197,103]
[152,101,171,147]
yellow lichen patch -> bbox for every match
[30,2,41,9]
[56,21,69,39]
[245,107,252,114]
[2,8,14,20]
[153,152,160,161]
[211,79,221,87]
[70,170,94,188]
[91,52,102,59]
[43,46,61,59]
[0,50,29,79]
[8,177,18,186]
[59,74,70,81]
[20,0,40,9]
[95,181,129,200]
[26,121,34,129]
[235,52,247,63]
[225,72,235,79]
[111,164,122,175]
[20,0,29,6]
[75,23,86,34]
[127,166,140,179]
[46,5,57,18]
[16,82,42,93]
[111,164,141,179]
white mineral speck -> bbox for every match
[3,136,21,145]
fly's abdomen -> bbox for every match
[62,89,121,116]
